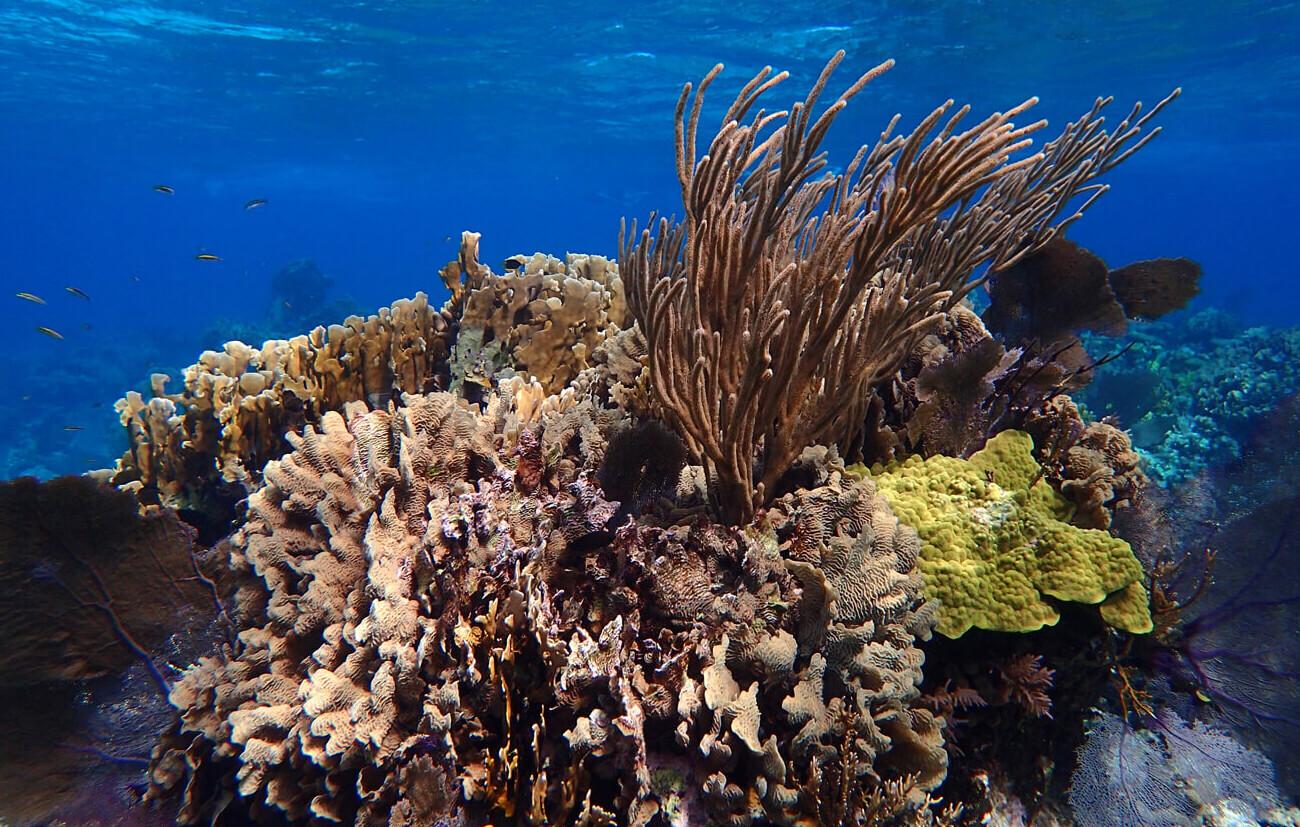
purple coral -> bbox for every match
[1068,710,1281,827]
[1161,499,1300,734]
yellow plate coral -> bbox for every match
[850,430,1153,638]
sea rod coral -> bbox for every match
[622,50,1177,523]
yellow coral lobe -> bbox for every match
[1100,581,1156,634]
[851,430,1152,637]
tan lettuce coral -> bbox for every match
[110,290,458,511]
[149,376,949,825]
[108,233,627,525]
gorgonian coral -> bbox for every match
[0,476,224,825]
[622,51,1176,523]
[1068,710,1283,827]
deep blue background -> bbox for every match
[1,0,1296,476]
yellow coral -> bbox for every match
[851,430,1152,637]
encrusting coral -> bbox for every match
[853,430,1152,638]
[7,50,1212,826]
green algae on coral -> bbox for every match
[849,430,1153,638]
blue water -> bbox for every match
[1,0,1297,478]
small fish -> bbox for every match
[154,184,175,194]
[15,291,45,304]
[443,235,451,243]
[195,253,221,262]
[64,286,90,300]
[130,274,142,282]
[282,300,292,310]
[63,425,84,432]
[36,326,64,340]
[82,322,93,331]
[1194,688,1213,703]
[503,257,524,271]
[244,198,268,210]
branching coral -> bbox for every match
[622,51,1177,523]
[109,289,458,513]
[107,234,626,528]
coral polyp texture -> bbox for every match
[853,430,1152,638]
[13,52,1261,827]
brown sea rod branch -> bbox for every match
[622,53,1175,524]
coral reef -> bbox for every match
[623,52,1176,523]
[1025,396,1146,531]
[5,51,1250,827]
[107,290,458,514]
[266,258,358,332]
[147,389,953,825]
[1081,309,1300,485]
[448,241,626,396]
[105,234,626,527]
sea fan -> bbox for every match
[1068,713,1195,827]
[1068,710,1281,827]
